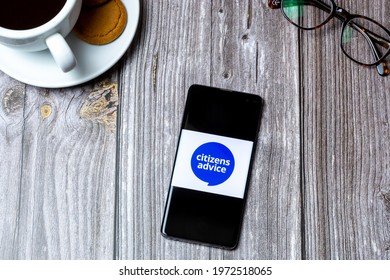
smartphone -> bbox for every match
[161,84,263,249]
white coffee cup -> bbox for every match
[0,0,82,73]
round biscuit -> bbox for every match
[74,0,127,45]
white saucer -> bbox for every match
[0,0,140,88]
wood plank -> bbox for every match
[0,75,25,259]
[0,74,117,259]
[301,0,390,259]
[116,0,301,259]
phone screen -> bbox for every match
[161,84,263,249]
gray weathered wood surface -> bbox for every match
[0,0,389,260]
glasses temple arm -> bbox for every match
[337,7,389,75]
[346,20,389,76]
[334,7,389,46]
[364,30,390,76]
[332,8,390,76]
[364,30,390,49]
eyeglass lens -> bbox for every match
[282,0,333,29]
[342,17,390,65]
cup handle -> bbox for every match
[45,33,77,73]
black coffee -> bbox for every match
[0,0,67,30]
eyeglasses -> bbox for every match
[269,0,390,76]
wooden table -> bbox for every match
[1,0,389,260]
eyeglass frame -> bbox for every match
[269,0,390,76]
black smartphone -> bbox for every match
[161,84,263,249]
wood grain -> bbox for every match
[116,0,301,260]
[300,1,390,259]
[0,74,117,259]
[0,74,25,259]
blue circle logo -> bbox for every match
[191,142,235,186]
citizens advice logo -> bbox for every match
[190,142,235,186]
[171,130,253,198]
